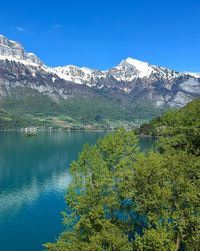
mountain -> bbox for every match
[0,34,200,128]
[53,57,200,107]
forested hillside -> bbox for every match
[140,96,200,136]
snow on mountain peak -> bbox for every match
[0,35,199,88]
[52,65,105,85]
[120,57,154,78]
[107,57,155,81]
[0,34,43,66]
[184,72,200,78]
[124,57,149,67]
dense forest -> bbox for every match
[0,93,164,130]
[44,97,200,251]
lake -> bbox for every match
[0,131,155,251]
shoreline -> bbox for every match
[0,128,113,132]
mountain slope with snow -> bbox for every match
[0,34,200,125]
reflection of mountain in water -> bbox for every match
[0,131,105,221]
[0,170,71,221]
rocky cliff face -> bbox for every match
[0,34,200,122]
[0,35,42,65]
[52,57,200,108]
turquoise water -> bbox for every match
[0,131,155,251]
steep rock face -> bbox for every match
[53,57,200,108]
[0,35,42,65]
[0,34,200,121]
[0,59,100,104]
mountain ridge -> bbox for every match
[0,34,199,85]
[0,34,200,128]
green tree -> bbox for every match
[44,121,200,250]
[44,129,138,251]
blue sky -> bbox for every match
[0,0,200,71]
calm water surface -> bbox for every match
[0,131,154,251]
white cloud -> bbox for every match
[16,26,25,32]
[53,24,64,30]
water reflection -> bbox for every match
[0,131,105,223]
[0,131,155,251]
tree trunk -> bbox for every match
[176,237,180,251]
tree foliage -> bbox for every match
[44,99,200,251]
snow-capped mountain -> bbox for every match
[52,65,105,86]
[0,34,200,123]
[107,57,180,81]
[51,57,200,108]
[0,34,43,66]
[52,57,181,86]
